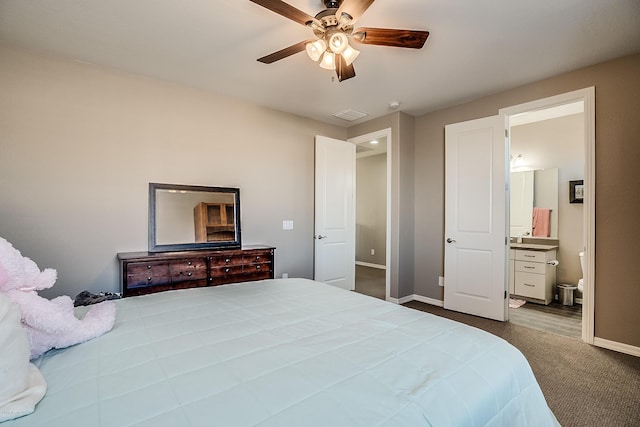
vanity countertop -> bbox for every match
[510,243,559,251]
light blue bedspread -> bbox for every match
[7,278,559,426]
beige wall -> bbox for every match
[0,44,346,299]
[511,114,585,288]
[2,42,638,348]
[413,53,640,347]
[356,153,387,265]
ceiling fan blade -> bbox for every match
[352,27,429,49]
[257,40,314,64]
[336,0,376,22]
[336,54,356,82]
[250,0,315,26]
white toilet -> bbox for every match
[578,251,585,292]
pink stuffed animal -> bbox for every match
[0,261,8,295]
[0,237,116,359]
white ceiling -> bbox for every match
[1,0,639,127]
[356,136,387,158]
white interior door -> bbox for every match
[444,116,508,321]
[314,135,355,290]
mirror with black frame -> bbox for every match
[148,183,241,252]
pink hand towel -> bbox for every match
[532,207,551,237]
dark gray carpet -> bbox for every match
[403,301,640,427]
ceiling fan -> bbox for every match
[250,0,430,82]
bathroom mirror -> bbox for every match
[510,168,558,238]
[149,183,241,252]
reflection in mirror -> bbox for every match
[510,168,558,239]
[510,170,534,237]
[149,183,241,252]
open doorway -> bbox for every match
[349,129,392,301]
[507,102,585,338]
[501,88,595,343]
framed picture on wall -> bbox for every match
[569,180,584,204]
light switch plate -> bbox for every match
[282,220,294,230]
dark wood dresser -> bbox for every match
[118,245,275,297]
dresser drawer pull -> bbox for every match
[523,283,535,287]
[147,277,152,281]
[524,266,535,269]
[187,272,192,277]
[147,265,152,269]
[225,268,230,273]
[256,265,261,270]
[225,258,230,263]
[524,254,536,258]
[188,261,192,266]
[255,256,260,261]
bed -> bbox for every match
[6,278,559,426]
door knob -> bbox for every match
[315,234,327,240]
[446,238,456,243]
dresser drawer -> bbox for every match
[126,261,170,288]
[170,259,207,281]
[243,251,271,265]
[209,265,244,285]
[243,263,271,274]
[210,265,243,276]
[208,254,243,267]
[515,272,546,300]
[515,250,547,263]
[515,260,545,275]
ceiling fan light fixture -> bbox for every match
[319,51,336,70]
[305,39,327,62]
[337,12,353,28]
[329,32,349,54]
[250,0,430,83]
[342,44,360,65]
[306,19,325,34]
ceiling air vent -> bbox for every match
[332,109,369,121]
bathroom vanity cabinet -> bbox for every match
[509,246,557,305]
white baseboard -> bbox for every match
[593,337,640,357]
[387,294,444,307]
[355,261,386,270]
[411,294,444,307]
[387,295,413,304]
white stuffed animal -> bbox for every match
[0,237,116,359]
